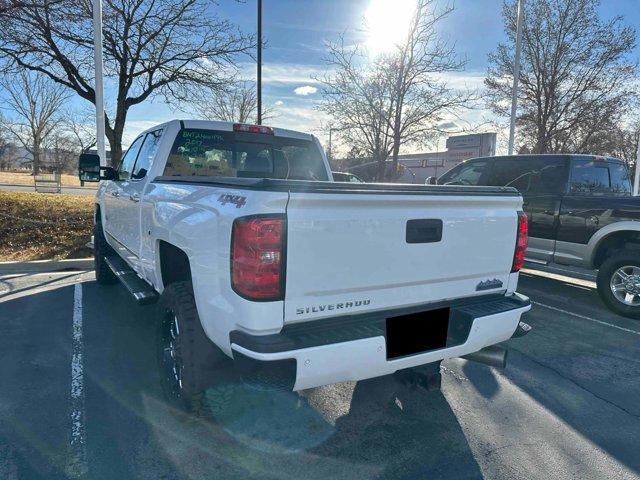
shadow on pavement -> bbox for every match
[4,275,640,479]
[461,360,500,400]
[309,376,486,480]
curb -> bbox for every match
[0,182,97,190]
[0,258,94,275]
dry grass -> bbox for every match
[0,171,98,188]
[0,191,94,261]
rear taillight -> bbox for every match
[512,211,528,272]
[231,215,285,301]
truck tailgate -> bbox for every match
[284,189,522,323]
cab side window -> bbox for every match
[486,159,532,191]
[528,159,567,194]
[487,157,567,194]
[132,129,163,180]
[440,160,489,185]
[118,135,145,181]
[609,162,631,195]
[570,159,610,194]
[569,158,630,195]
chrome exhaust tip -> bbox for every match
[462,345,508,369]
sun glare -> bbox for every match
[365,0,417,56]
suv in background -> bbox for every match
[435,154,640,319]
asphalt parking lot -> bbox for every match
[1,267,639,480]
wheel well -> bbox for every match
[593,231,640,268]
[159,241,192,288]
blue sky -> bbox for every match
[123,0,640,153]
[6,0,640,153]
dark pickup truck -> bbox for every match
[431,154,640,318]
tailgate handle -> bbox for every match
[406,219,443,244]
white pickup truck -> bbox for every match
[79,120,531,409]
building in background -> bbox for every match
[345,132,497,183]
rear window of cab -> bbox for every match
[163,128,329,181]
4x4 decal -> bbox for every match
[218,194,247,208]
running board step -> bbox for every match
[104,255,158,305]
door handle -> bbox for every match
[129,193,140,202]
[111,191,119,197]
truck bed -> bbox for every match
[153,176,519,196]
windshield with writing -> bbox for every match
[164,128,329,181]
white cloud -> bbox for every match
[238,62,329,85]
[294,85,318,96]
[267,106,330,136]
[432,71,487,90]
[274,100,284,106]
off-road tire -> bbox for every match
[597,250,640,319]
[94,221,117,285]
[157,281,234,415]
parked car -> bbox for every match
[433,154,640,318]
[332,171,364,183]
[79,120,531,410]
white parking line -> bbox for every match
[68,283,87,477]
[531,301,640,336]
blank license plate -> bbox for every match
[386,307,450,359]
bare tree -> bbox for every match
[0,113,10,169]
[0,0,255,166]
[65,111,97,154]
[318,0,473,180]
[49,130,77,173]
[318,42,395,180]
[195,81,275,124]
[381,0,473,176]
[598,118,640,176]
[486,0,638,154]
[1,71,69,174]
[0,113,21,170]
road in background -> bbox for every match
[0,268,638,479]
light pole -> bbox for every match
[508,0,524,156]
[92,0,106,167]
[634,138,640,196]
[256,0,263,125]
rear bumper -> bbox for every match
[230,293,531,391]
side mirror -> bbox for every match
[100,166,119,181]
[78,153,119,181]
[79,153,101,182]
[425,176,437,185]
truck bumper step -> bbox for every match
[104,255,158,305]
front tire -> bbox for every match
[157,281,233,414]
[94,221,117,285]
[597,250,640,319]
